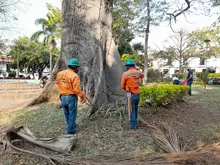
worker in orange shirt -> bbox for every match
[56,58,85,134]
[121,59,144,129]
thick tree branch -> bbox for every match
[168,0,191,23]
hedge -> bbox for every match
[193,81,205,85]
[140,85,189,111]
[208,73,220,78]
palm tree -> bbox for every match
[31,14,59,76]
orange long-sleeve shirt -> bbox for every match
[56,69,85,99]
[121,68,144,94]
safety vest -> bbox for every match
[56,69,84,99]
[121,68,144,94]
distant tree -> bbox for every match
[153,50,175,67]
[189,28,220,55]
[31,3,61,75]
[154,29,195,72]
[0,38,8,55]
[9,37,59,78]
[112,0,137,45]
[118,41,133,56]
[133,43,144,53]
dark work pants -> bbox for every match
[60,95,78,134]
[127,93,140,129]
[187,81,192,96]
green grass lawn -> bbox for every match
[1,85,220,159]
[192,85,220,112]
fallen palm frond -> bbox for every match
[139,117,184,153]
[1,124,220,165]
[135,142,220,164]
[136,117,220,164]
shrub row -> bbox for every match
[193,81,205,85]
[208,73,220,78]
[158,81,205,85]
[140,85,189,111]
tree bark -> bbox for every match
[179,54,183,73]
[29,0,125,115]
[143,0,150,84]
[38,71,42,80]
[49,47,53,76]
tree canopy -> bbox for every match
[133,42,144,52]
[0,38,8,55]
[31,3,61,48]
[9,37,59,78]
[31,3,61,74]
[112,0,137,45]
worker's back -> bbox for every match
[121,68,144,94]
[56,69,78,95]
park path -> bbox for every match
[0,99,32,111]
[0,82,42,110]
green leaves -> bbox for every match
[189,28,220,57]
[112,0,138,44]
[208,73,220,78]
[31,3,61,48]
[133,42,144,52]
[9,37,59,75]
[140,85,189,111]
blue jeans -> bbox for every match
[173,80,180,85]
[60,95,78,134]
[127,93,140,129]
[187,81,192,96]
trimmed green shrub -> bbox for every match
[140,85,189,111]
[208,73,220,78]
[193,81,205,85]
[158,81,172,85]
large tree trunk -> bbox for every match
[143,0,150,84]
[29,0,125,115]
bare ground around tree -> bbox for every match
[0,85,220,164]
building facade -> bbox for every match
[152,56,220,76]
[0,56,13,78]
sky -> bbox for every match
[2,0,220,49]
